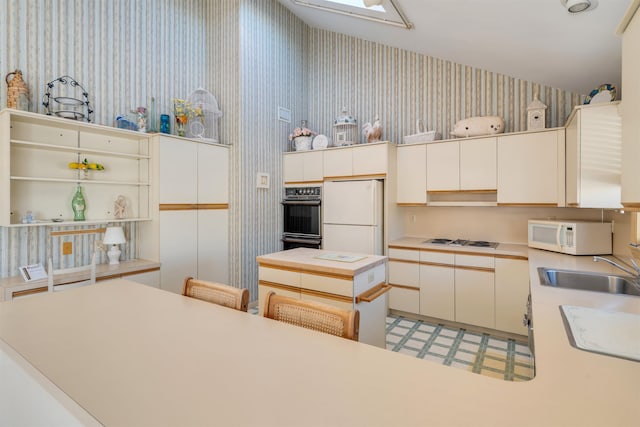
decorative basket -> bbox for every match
[294,136,312,151]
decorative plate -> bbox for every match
[584,84,617,104]
[312,134,328,150]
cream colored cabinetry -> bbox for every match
[495,258,529,335]
[419,251,455,321]
[454,255,495,329]
[388,248,420,313]
[426,138,496,193]
[283,151,323,184]
[389,242,529,335]
[142,135,229,294]
[619,4,640,208]
[0,109,151,226]
[396,144,427,204]
[497,129,565,206]
[323,142,388,178]
[565,103,622,208]
[257,257,388,348]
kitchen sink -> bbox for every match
[537,267,640,296]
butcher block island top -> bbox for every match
[256,247,387,277]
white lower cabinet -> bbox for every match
[159,210,198,294]
[124,270,161,288]
[419,251,455,321]
[495,258,530,335]
[388,244,528,335]
[454,268,495,329]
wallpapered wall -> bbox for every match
[0,0,583,301]
[306,29,581,142]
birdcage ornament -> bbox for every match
[185,87,223,143]
[333,107,357,146]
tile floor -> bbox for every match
[249,307,534,381]
[386,314,534,381]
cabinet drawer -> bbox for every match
[300,291,353,311]
[258,266,301,287]
[420,251,455,265]
[388,260,419,287]
[80,132,142,155]
[455,254,494,269]
[388,286,419,313]
[389,247,420,261]
[11,121,78,147]
[300,272,353,297]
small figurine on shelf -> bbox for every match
[114,195,127,219]
[72,184,86,221]
[362,115,383,143]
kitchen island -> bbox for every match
[256,247,389,347]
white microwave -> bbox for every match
[527,220,612,255]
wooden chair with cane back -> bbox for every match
[182,277,249,312]
[262,291,360,341]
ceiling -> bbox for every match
[278,0,632,95]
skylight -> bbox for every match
[290,0,412,29]
[324,0,385,12]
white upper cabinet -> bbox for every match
[565,103,622,209]
[323,142,388,178]
[396,144,427,204]
[459,138,496,191]
[497,129,565,206]
[283,151,323,183]
[159,136,198,204]
[620,5,640,208]
[426,142,459,191]
[197,143,229,204]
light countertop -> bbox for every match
[256,247,387,277]
[0,248,639,426]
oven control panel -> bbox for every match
[284,186,321,199]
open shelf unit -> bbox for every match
[0,109,154,226]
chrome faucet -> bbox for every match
[593,255,640,283]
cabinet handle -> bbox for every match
[356,283,391,303]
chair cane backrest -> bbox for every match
[262,291,359,341]
[182,277,249,312]
[47,252,97,293]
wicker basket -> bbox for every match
[5,69,29,110]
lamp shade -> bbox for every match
[103,226,126,245]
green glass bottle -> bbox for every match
[72,184,86,221]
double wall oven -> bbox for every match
[282,185,322,250]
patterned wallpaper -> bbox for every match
[0,0,582,301]
[306,29,581,142]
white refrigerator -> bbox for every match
[322,180,384,255]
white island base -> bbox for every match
[256,248,389,347]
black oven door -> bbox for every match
[282,199,321,238]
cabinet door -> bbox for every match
[497,131,563,205]
[455,269,495,329]
[621,9,640,206]
[197,209,229,285]
[159,210,198,294]
[397,144,427,204]
[427,142,459,191]
[353,144,387,176]
[495,258,529,335]
[159,137,197,204]
[283,152,304,183]
[323,148,353,178]
[419,251,455,321]
[419,264,455,321]
[198,144,228,204]
[460,138,496,190]
[303,151,324,182]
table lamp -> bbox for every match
[103,226,126,265]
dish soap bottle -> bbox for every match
[71,184,86,221]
